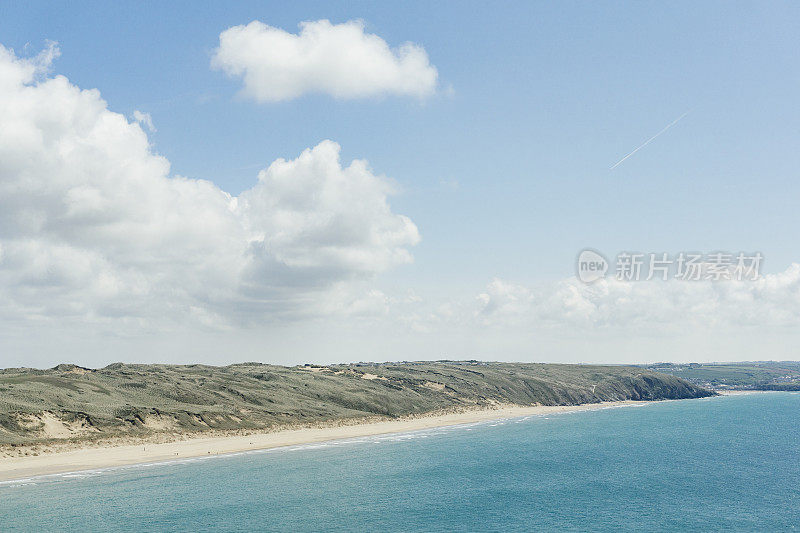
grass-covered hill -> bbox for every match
[0,361,713,446]
[646,361,800,391]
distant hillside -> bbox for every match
[646,361,800,391]
[0,362,713,447]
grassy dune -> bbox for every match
[0,362,713,447]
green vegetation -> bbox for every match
[645,361,800,391]
[0,362,713,447]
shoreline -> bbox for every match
[0,400,648,482]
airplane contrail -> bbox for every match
[610,111,689,170]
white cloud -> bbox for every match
[239,140,419,280]
[0,44,419,331]
[2,40,60,82]
[3,42,799,368]
[211,19,439,102]
[132,110,155,132]
[473,267,800,330]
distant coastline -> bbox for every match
[643,361,800,391]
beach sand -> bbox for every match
[0,401,645,482]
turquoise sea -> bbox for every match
[1,393,798,532]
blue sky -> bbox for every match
[1,2,799,366]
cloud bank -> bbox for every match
[0,44,419,330]
[211,20,439,102]
[475,267,800,330]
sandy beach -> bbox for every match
[0,401,645,482]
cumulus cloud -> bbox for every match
[211,19,439,102]
[474,266,800,330]
[0,44,419,330]
[239,140,418,283]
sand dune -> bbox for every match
[0,401,644,482]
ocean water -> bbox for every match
[1,393,799,532]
